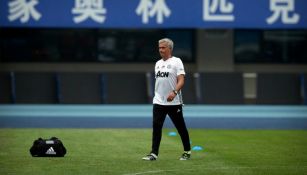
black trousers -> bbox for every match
[151,104,191,155]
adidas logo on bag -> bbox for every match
[46,147,56,155]
[30,137,66,157]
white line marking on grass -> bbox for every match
[123,165,307,175]
[123,170,170,175]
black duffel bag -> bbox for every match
[30,137,67,157]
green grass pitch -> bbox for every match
[0,129,307,175]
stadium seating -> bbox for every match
[1,71,306,105]
[0,72,12,103]
[256,73,301,104]
[199,72,244,104]
[14,72,57,103]
[181,72,198,104]
[303,74,307,105]
[102,72,148,104]
[58,72,102,104]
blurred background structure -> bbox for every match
[0,0,307,105]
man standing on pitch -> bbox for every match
[142,38,191,161]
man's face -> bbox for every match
[159,42,171,59]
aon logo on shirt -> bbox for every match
[156,71,169,78]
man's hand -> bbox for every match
[167,91,177,102]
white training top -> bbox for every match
[153,56,185,105]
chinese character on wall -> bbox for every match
[266,0,300,25]
[203,0,234,22]
[8,0,42,23]
[136,0,171,24]
[72,0,107,23]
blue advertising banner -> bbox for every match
[0,0,306,29]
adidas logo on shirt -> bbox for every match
[46,147,56,155]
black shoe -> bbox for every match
[179,151,191,160]
[142,153,158,161]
